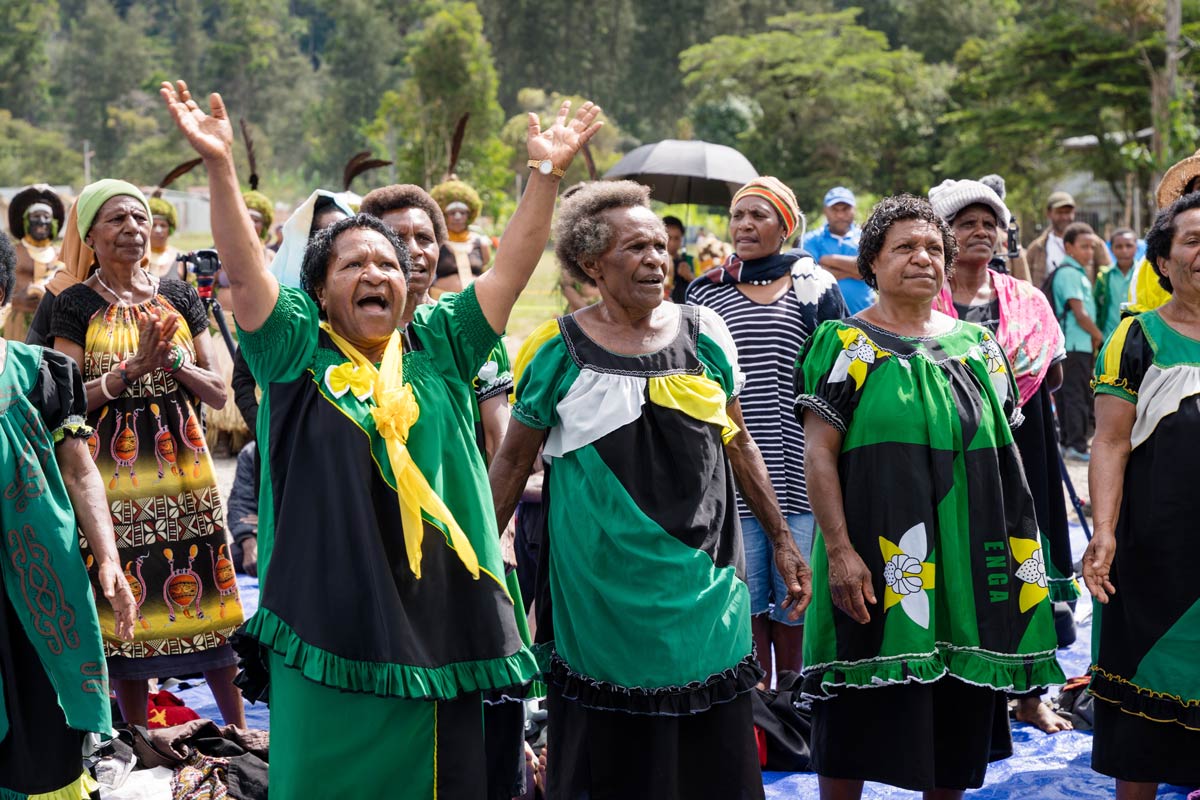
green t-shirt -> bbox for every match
[1051,257,1097,353]
[1094,263,1135,340]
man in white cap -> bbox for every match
[802,185,872,313]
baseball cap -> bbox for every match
[1047,191,1076,210]
[824,186,856,207]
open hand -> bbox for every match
[827,545,876,624]
[98,561,137,641]
[526,100,603,174]
[773,539,813,619]
[160,80,234,163]
[1082,532,1116,603]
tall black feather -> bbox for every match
[342,151,371,190]
[240,119,259,191]
[446,112,470,179]
[152,158,203,198]
[581,143,598,181]
[344,155,393,191]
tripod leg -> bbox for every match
[206,299,238,357]
[1057,448,1092,540]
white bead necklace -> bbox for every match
[95,267,157,307]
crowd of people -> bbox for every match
[0,76,1197,800]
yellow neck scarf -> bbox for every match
[319,322,480,581]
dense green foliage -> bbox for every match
[0,0,1196,228]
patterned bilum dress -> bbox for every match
[50,278,242,678]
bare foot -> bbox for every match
[1014,696,1073,733]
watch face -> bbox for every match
[538,159,553,175]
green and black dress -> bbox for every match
[236,284,536,799]
[795,318,1064,791]
[1089,311,1200,785]
[512,304,765,799]
[0,341,108,800]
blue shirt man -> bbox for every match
[802,186,874,314]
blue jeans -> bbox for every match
[742,512,815,626]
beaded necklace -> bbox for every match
[94,267,157,307]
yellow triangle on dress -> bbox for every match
[647,373,739,443]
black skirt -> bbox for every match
[546,686,765,799]
[811,677,1013,792]
[1093,700,1200,785]
[0,570,90,794]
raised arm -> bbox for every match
[474,100,602,334]
[160,80,278,332]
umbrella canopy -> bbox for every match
[603,139,758,206]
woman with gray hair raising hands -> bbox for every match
[491,179,810,798]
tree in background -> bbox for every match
[939,0,1199,229]
[202,0,316,167]
[0,110,82,185]
[680,9,950,208]
[367,2,512,214]
[0,0,1195,227]
[850,0,1021,64]
[57,0,159,173]
[0,0,59,125]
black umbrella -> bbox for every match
[603,139,758,206]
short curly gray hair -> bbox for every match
[554,180,652,285]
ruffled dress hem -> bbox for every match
[802,645,1065,700]
[236,608,538,701]
[541,648,764,717]
[1089,666,1200,731]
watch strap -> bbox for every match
[527,159,566,178]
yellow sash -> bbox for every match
[319,322,480,580]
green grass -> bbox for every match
[172,231,219,252]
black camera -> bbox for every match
[177,249,222,299]
[988,218,1021,274]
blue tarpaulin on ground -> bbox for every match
[176,521,1197,798]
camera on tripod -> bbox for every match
[176,249,222,300]
[175,249,236,357]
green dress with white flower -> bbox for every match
[795,318,1064,697]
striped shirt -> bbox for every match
[687,259,845,516]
